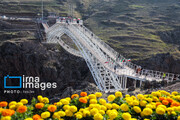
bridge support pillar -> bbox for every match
[134,79,137,88]
[140,80,142,88]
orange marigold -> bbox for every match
[71,94,79,99]
[80,92,87,97]
[162,100,169,105]
[48,105,57,112]
[159,97,165,101]
[33,114,41,120]
[79,97,87,104]
[35,103,44,109]
[171,101,180,107]
[17,105,27,113]
[0,101,8,107]
[2,109,15,116]
[156,102,162,107]
[166,98,173,103]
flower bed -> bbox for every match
[0,90,180,120]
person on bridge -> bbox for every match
[114,65,117,72]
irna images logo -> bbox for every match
[4,75,57,90]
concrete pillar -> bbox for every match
[134,79,137,88]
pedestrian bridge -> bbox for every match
[43,21,180,92]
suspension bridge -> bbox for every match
[42,19,180,92]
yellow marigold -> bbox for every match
[142,108,153,116]
[90,99,97,104]
[83,110,91,117]
[172,91,178,95]
[112,103,120,109]
[71,94,79,99]
[107,95,115,102]
[20,99,28,104]
[133,100,139,106]
[37,95,43,102]
[1,116,11,120]
[122,112,131,120]
[93,104,101,110]
[17,105,27,113]
[109,111,118,119]
[9,105,16,110]
[9,101,16,107]
[133,106,141,113]
[137,94,144,100]
[56,102,62,106]
[177,116,180,120]
[60,99,69,105]
[16,102,23,108]
[120,103,129,111]
[101,105,107,111]
[24,118,33,120]
[106,103,112,110]
[99,99,106,105]
[156,107,165,115]
[42,97,49,103]
[65,110,73,117]
[32,114,41,120]
[166,107,173,113]
[115,91,122,97]
[76,113,83,119]
[140,100,147,107]
[58,111,66,117]
[53,112,60,119]
[94,113,103,120]
[65,97,71,102]
[95,92,102,97]
[35,103,44,109]
[99,110,105,115]
[125,94,130,98]
[69,105,77,113]
[41,111,51,119]
[88,94,96,99]
[48,105,57,112]
[90,108,99,115]
[0,101,8,107]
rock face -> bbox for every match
[0,40,95,102]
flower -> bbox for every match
[0,101,8,107]
[32,114,41,120]
[76,113,83,119]
[109,111,118,119]
[94,113,103,120]
[15,102,23,108]
[107,95,115,102]
[177,116,180,120]
[42,97,49,103]
[79,97,88,103]
[162,100,169,105]
[69,106,77,112]
[137,94,144,100]
[24,118,33,120]
[99,99,106,105]
[90,108,99,115]
[20,99,28,104]
[156,107,165,115]
[90,99,97,104]
[60,99,69,105]
[1,116,11,120]
[115,91,122,97]
[41,111,51,119]
[65,110,73,117]
[37,95,43,102]
[35,103,44,109]
[17,105,27,113]
[71,94,79,99]
[120,103,129,111]
[122,112,131,120]
[133,106,141,113]
[80,92,87,97]
[58,111,66,117]
[140,100,147,107]
[95,92,102,97]
[48,105,57,112]
[88,94,96,99]
[8,101,16,107]
[1,109,15,116]
[142,108,153,116]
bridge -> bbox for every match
[42,20,180,92]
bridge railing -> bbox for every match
[74,24,180,82]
